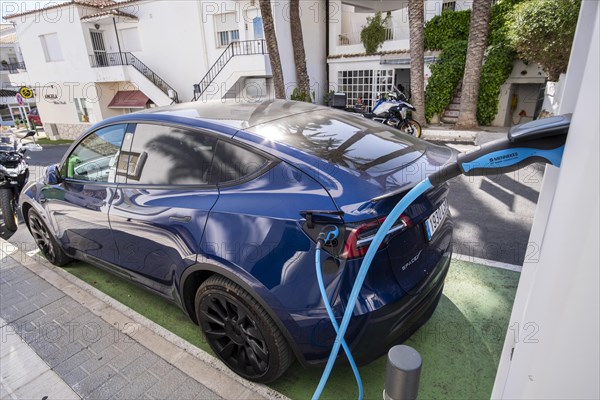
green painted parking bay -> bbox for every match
[62,259,519,399]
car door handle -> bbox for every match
[169,216,192,223]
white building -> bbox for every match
[1,23,34,127]
[5,0,326,139]
[328,0,546,125]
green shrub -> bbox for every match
[425,40,468,121]
[424,10,471,50]
[507,0,581,81]
[424,0,526,125]
[477,45,515,125]
[290,87,311,102]
[360,12,390,55]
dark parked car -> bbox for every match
[20,100,453,383]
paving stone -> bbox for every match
[0,266,32,286]
[145,368,188,399]
[146,358,175,381]
[111,372,159,400]
[120,351,160,381]
[28,336,61,359]
[62,365,90,387]
[85,372,128,400]
[73,364,118,396]
[45,340,87,368]
[53,348,95,376]
[104,343,145,371]
[170,377,222,400]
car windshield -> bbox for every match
[247,109,426,173]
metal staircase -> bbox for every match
[192,39,267,101]
[89,52,180,104]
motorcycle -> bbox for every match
[0,131,42,232]
[349,90,422,138]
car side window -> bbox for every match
[124,124,217,185]
[210,140,270,185]
[62,124,127,183]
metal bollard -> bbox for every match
[383,345,422,400]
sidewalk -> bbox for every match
[0,240,287,400]
[422,125,509,145]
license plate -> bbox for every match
[424,199,449,241]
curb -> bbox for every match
[0,239,290,400]
[422,129,478,145]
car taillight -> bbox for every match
[341,214,412,260]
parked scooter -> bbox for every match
[348,89,422,137]
[0,131,42,232]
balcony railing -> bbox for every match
[1,62,27,73]
[192,39,267,101]
[89,52,179,103]
[338,28,401,46]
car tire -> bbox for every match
[27,209,72,266]
[195,275,292,383]
[397,119,422,138]
[0,189,18,232]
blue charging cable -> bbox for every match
[315,225,363,400]
[312,178,433,400]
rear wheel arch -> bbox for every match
[179,262,307,366]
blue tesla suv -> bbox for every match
[20,100,454,383]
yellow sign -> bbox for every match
[19,86,33,99]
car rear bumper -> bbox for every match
[350,252,450,365]
[301,250,451,366]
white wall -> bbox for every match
[493,60,547,127]
[271,0,327,101]
[492,1,600,398]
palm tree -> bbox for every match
[456,0,494,128]
[259,0,285,99]
[408,0,426,125]
[290,0,310,99]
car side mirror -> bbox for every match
[45,164,62,185]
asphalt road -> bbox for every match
[448,164,543,264]
[2,143,542,265]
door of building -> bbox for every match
[90,30,108,66]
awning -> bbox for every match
[108,90,149,109]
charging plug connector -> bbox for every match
[316,225,339,249]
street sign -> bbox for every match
[15,93,24,106]
[19,86,33,99]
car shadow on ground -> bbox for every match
[448,163,545,266]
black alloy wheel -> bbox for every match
[27,210,71,266]
[195,275,292,383]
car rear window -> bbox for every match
[247,109,426,173]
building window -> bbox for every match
[40,33,63,62]
[442,1,456,12]
[217,30,240,47]
[338,70,374,110]
[214,13,240,47]
[338,69,395,111]
[75,98,94,123]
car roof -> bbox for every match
[97,99,323,133]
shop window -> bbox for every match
[75,98,94,123]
